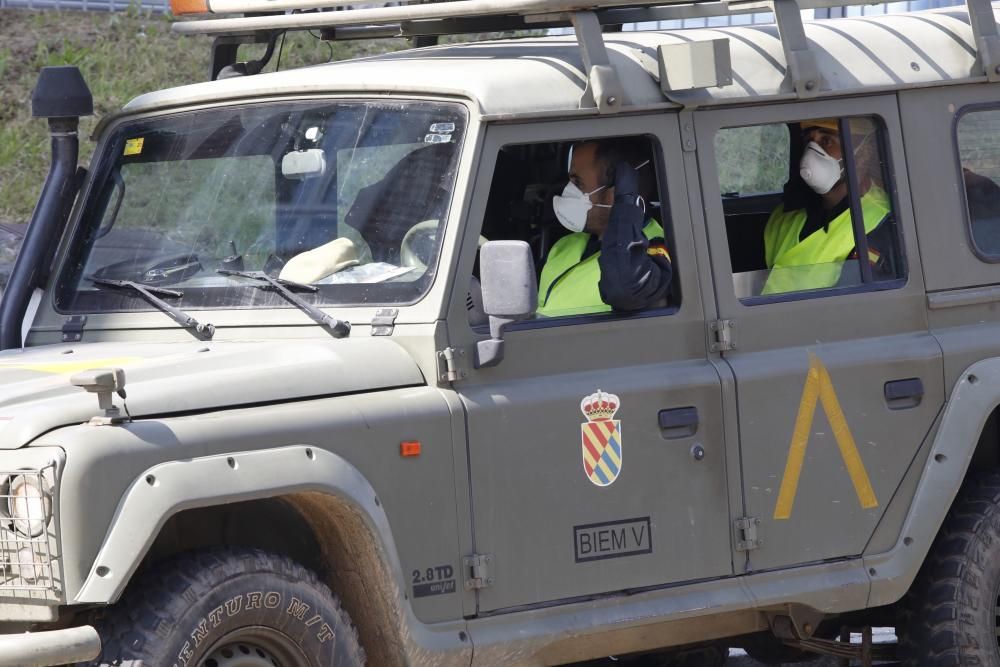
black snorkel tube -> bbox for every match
[0,66,93,350]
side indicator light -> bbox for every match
[170,0,209,14]
[400,441,421,457]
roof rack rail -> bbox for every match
[172,0,1000,101]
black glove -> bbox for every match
[611,161,639,203]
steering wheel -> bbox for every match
[400,219,487,269]
[91,252,203,286]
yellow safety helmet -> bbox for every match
[801,118,870,137]
[801,118,840,133]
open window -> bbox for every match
[714,116,906,303]
[474,134,678,323]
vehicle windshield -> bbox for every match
[57,99,467,314]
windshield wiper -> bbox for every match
[217,269,351,338]
[89,278,215,340]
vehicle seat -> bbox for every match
[344,143,455,263]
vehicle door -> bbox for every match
[693,96,944,571]
[444,115,739,613]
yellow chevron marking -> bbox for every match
[773,353,878,520]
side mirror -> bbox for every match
[476,240,537,369]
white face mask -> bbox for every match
[799,141,843,195]
[552,181,611,233]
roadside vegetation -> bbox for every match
[0,6,409,225]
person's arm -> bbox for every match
[855,218,897,281]
[598,162,673,312]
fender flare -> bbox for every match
[866,359,1000,606]
[74,445,402,604]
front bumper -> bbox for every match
[0,625,101,666]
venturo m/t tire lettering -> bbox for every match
[80,547,365,667]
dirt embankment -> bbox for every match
[0,7,402,226]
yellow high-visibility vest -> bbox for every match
[537,219,663,317]
[762,187,889,295]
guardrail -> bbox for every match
[0,0,964,20]
[0,0,404,11]
[0,0,168,9]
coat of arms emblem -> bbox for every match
[580,390,622,487]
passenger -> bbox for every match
[963,167,1000,222]
[537,139,672,316]
[762,119,894,295]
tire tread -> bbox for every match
[84,547,365,666]
[899,471,1000,667]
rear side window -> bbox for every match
[956,108,1000,259]
[713,116,906,302]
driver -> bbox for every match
[537,139,672,317]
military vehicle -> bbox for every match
[4,0,1000,664]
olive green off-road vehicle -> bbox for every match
[4,0,1000,664]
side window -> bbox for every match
[714,116,906,302]
[956,108,1000,259]
[474,135,676,324]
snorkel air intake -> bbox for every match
[0,66,92,350]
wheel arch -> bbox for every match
[969,404,1000,471]
[74,445,412,666]
[866,360,1000,606]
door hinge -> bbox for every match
[463,553,494,590]
[370,308,398,336]
[735,516,762,552]
[437,347,467,383]
[62,315,87,343]
[710,319,737,352]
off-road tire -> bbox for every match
[81,547,365,667]
[898,471,1000,666]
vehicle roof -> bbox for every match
[124,4,991,119]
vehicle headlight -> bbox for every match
[7,474,51,538]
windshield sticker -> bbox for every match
[581,390,622,487]
[123,138,144,157]
[429,122,456,134]
[574,517,652,563]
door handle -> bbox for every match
[658,406,699,439]
[884,378,924,410]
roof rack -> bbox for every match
[172,0,1000,106]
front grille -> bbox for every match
[0,463,61,600]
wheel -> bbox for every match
[82,547,364,667]
[898,470,1000,666]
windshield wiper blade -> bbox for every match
[217,269,351,338]
[89,278,215,340]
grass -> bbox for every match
[0,6,410,225]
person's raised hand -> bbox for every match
[612,161,639,202]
